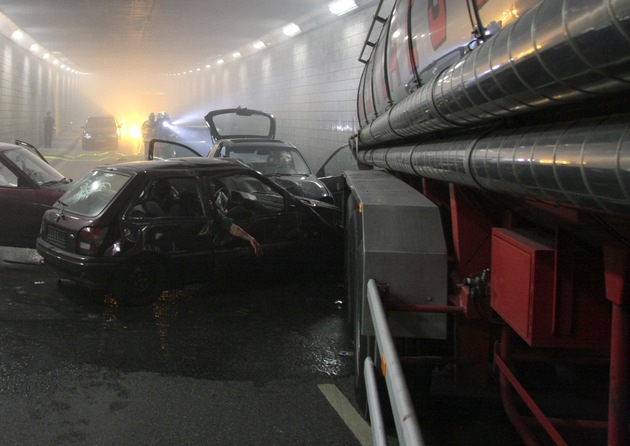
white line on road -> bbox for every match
[318,383,373,446]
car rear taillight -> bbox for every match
[77,226,108,255]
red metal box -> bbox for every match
[490,228,610,348]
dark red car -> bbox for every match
[0,141,72,248]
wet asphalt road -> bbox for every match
[1,131,530,445]
[0,247,368,446]
[0,247,531,446]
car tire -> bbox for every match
[112,255,165,306]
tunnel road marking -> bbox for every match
[318,383,373,446]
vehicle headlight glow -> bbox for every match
[129,125,142,139]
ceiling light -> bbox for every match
[282,23,301,37]
[10,29,23,40]
[329,0,357,16]
[253,40,266,50]
[217,59,224,65]
[232,52,241,58]
[205,64,211,69]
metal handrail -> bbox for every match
[364,357,388,446]
[364,278,425,446]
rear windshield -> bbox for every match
[57,170,131,217]
[85,117,117,128]
[212,113,271,138]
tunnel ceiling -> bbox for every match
[0,0,332,74]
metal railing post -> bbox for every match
[365,356,388,446]
[366,278,424,446]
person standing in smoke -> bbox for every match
[43,111,55,147]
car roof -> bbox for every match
[85,115,118,124]
[219,139,296,148]
[93,156,252,174]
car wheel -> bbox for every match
[112,255,165,306]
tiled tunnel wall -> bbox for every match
[0,6,375,170]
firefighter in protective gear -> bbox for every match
[141,112,157,156]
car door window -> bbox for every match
[129,177,204,219]
[149,140,202,160]
[202,172,296,247]
[318,145,357,177]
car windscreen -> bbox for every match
[228,146,311,175]
[57,170,131,217]
[3,146,66,186]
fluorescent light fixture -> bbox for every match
[232,51,241,58]
[282,23,301,37]
[217,58,225,65]
[205,64,211,68]
[43,53,50,59]
[329,0,357,16]
[253,40,266,50]
[30,43,39,52]
[52,59,60,65]
[11,29,23,40]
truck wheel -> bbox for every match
[112,256,164,306]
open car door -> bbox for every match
[147,139,202,160]
[14,140,50,164]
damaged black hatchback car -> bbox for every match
[36,155,342,306]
